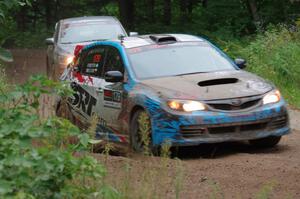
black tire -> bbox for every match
[130,109,156,154]
[249,136,281,148]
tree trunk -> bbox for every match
[163,0,171,25]
[118,0,135,30]
[202,0,208,8]
[179,0,187,23]
[44,0,52,30]
[15,6,27,31]
[187,0,195,14]
[247,0,260,24]
[148,0,155,22]
[54,0,60,22]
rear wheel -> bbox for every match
[249,136,281,148]
[130,109,156,154]
[56,99,72,120]
[56,99,80,144]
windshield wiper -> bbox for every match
[61,42,76,44]
[77,39,107,43]
[176,71,208,76]
[61,39,107,44]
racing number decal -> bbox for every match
[104,90,121,102]
[69,83,97,116]
[93,54,102,62]
[103,89,122,108]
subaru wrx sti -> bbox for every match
[57,34,290,152]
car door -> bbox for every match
[68,45,106,127]
[82,45,126,141]
[98,46,125,134]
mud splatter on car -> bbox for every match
[57,34,290,152]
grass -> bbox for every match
[255,181,277,199]
[222,25,300,108]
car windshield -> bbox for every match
[60,21,125,44]
[127,43,236,79]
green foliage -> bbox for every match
[0,47,13,62]
[255,181,277,199]
[0,75,116,198]
[238,25,300,107]
[1,0,300,48]
[0,0,31,62]
[0,0,28,21]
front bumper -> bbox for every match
[150,100,290,146]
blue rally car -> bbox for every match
[58,34,290,152]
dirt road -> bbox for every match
[5,49,300,199]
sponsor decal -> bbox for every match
[68,83,97,116]
[103,89,122,108]
[73,71,85,83]
[93,54,102,62]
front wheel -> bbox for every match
[130,110,156,154]
[249,136,281,148]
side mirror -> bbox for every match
[104,71,123,83]
[235,58,247,69]
[45,38,54,45]
[129,32,139,37]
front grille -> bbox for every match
[208,126,236,134]
[208,121,267,134]
[207,99,261,111]
[180,115,288,138]
[268,116,288,130]
[180,125,206,138]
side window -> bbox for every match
[80,47,106,77]
[103,47,124,74]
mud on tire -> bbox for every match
[130,109,158,154]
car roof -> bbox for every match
[82,34,208,53]
[118,34,206,49]
[61,16,120,23]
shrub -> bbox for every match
[220,25,300,108]
[240,25,300,107]
[0,75,117,198]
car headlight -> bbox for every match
[66,56,74,65]
[167,100,206,112]
[58,55,74,65]
[262,90,281,105]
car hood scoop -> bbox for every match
[198,78,239,87]
[141,70,273,100]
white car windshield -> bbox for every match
[60,21,125,44]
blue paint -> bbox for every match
[140,96,289,146]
